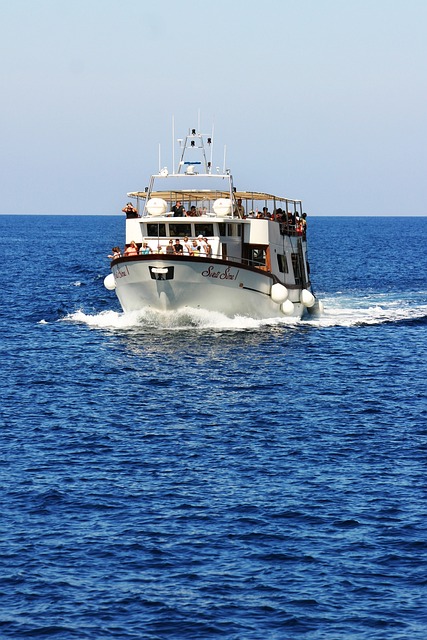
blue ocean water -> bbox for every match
[1,214,426,639]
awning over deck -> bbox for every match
[127,189,301,204]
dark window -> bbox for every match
[250,247,266,266]
[169,223,192,237]
[147,223,166,237]
[218,223,226,236]
[277,254,289,273]
[195,223,214,237]
[227,223,242,237]
[291,253,303,285]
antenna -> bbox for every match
[158,143,161,173]
[210,123,214,173]
[223,145,227,174]
[172,115,175,174]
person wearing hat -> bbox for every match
[197,235,208,257]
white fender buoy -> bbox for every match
[281,299,294,315]
[104,274,116,290]
[301,289,315,307]
[146,198,168,216]
[213,198,232,217]
[271,283,288,303]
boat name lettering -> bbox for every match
[201,265,240,280]
[113,265,130,279]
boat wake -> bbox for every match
[304,293,427,328]
[63,307,298,331]
[62,294,427,332]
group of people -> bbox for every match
[171,201,208,217]
[154,235,212,256]
[245,207,307,237]
[108,235,212,260]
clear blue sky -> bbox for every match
[1,0,426,215]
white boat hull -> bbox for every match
[112,256,306,319]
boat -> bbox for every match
[104,125,323,320]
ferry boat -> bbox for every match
[104,126,323,320]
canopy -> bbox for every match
[127,190,301,204]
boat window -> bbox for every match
[218,223,226,236]
[147,223,166,237]
[291,253,303,285]
[194,223,214,237]
[249,247,266,267]
[169,223,192,238]
[277,254,289,274]
[227,223,242,237]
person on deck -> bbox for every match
[182,236,192,255]
[172,201,185,217]
[174,239,183,254]
[166,240,175,254]
[124,240,138,256]
[122,202,138,218]
[197,235,208,257]
[203,238,212,257]
[139,242,152,255]
[108,246,121,259]
[234,198,245,218]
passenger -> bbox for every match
[156,245,164,254]
[191,239,200,256]
[197,235,207,257]
[204,237,212,257]
[262,206,270,219]
[172,201,185,217]
[301,213,307,238]
[234,198,245,218]
[187,205,197,217]
[166,239,175,254]
[139,242,152,255]
[124,240,138,256]
[108,246,121,259]
[122,202,138,218]
[182,236,192,255]
[174,238,183,254]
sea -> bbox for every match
[1,214,426,639]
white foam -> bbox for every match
[63,307,297,331]
[62,295,427,332]
[302,294,427,328]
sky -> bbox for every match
[0,0,426,216]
